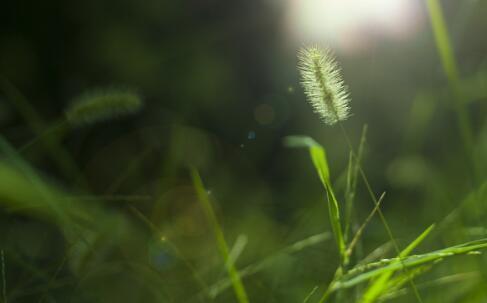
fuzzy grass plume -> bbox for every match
[65,88,143,126]
[298,46,351,125]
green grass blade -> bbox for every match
[336,123,424,302]
[0,76,85,185]
[378,265,434,301]
[208,232,331,298]
[426,0,475,177]
[128,206,211,299]
[426,0,459,85]
[361,224,435,303]
[311,146,347,263]
[0,136,70,225]
[191,169,249,303]
[344,125,368,241]
[380,271,480,302]
[285,136,347,265]
[336,237,487,290]
[303,286,319,303]
[400,224,436,258]
[346,192,386,259]
[228,235,248,269]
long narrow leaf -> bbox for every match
[191,169,249,303]
[285,136,347,264]
[361,224,435,302]
[335,237,487,290]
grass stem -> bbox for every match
[337,123,424,303]
[192,169,249,303]
[426,0,477,181]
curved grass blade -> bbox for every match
[208,232,331,298]
[377,265,434,302]
[0,77,83,183]
[191,169,249,303]
[303,286,319,303]
[285,136,347,265]
[361,224,435,303]
[335,237,487,290]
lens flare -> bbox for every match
[285,0,422,52]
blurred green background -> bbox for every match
[0,0,486,302]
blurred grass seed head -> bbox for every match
[65,88,143,126]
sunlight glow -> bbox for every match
[285,0,422,52]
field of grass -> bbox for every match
[0,0,486,302]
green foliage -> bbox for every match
[192,169,249,303]
[208,232,331,299]
[285,136,347,265]
[337,237,487,290]
[361,224,435,303]
[426,0,476,178]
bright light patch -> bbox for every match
[285,0,422,52]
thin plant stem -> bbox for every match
[106,145,154,194]
[337,123,424,303]
[346,192,386,259]
[302,286,319,303]
[37,255,67,303]
[318,267,342,303]
[0,76,87,188]
[19,119,69,153]
[192,169,249,303]
[344,125,368,243]
[128,205,210,301]
[426,0,477,181]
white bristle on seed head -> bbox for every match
[298,46,351,125]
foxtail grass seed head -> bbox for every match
[65,88,143,126]
[298,46,351,125]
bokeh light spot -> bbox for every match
[254,104,276,125]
